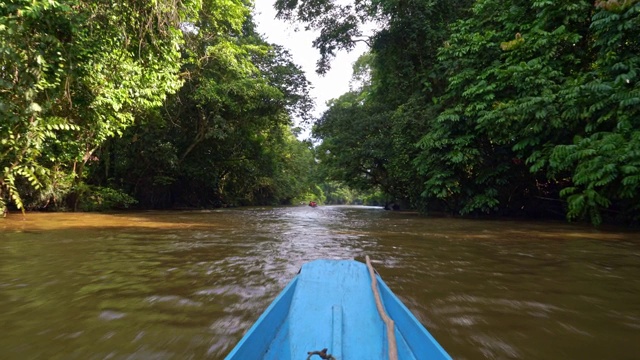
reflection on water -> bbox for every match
[1,207,639,359]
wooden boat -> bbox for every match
[225,257,451,360]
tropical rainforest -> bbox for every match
[1,0,639,224]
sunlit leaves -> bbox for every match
[280,0,638,223]
[0,0,200,210]
[92,10,315,209]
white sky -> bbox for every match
[252,1,371,135]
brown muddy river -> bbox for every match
[1,206,639,359]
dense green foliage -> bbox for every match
[1,0,317,212]
[3,0,638,223]
[280,0,640,224]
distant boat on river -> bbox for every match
[225,257,451,360]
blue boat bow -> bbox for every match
[225,258,451,360]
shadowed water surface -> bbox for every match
[1,206,639,359]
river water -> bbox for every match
[1,206,639,359]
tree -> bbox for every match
[1,0,202,211]
[90,12,316,208]
[298,0,472,209]
[314,90,391,192]
[278,0,640,223]
[415,0,595,215]
[550,0,640,224]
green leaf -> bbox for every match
[29,103,42,112]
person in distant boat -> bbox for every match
[308,201,317,207]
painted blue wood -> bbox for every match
[332,305,343,359]
[225,259,451,360]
